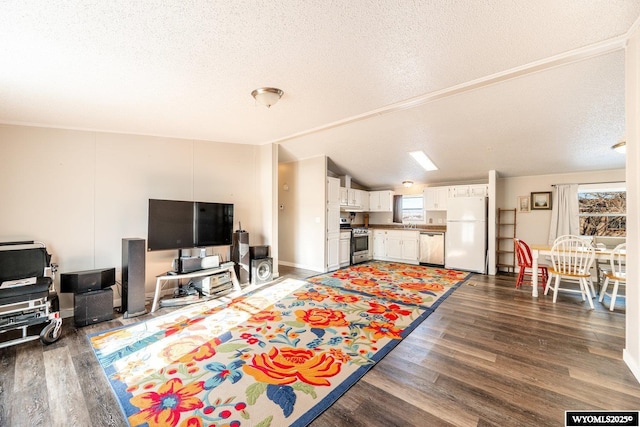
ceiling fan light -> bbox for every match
[611,141,626,154]
[251,87,284,108]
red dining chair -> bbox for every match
[514,238,549,291]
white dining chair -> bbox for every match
[544,236,596,309]
[598,243,626,311]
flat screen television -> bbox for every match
[147,199,234,252]
[194,201,234,247]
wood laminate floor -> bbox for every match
[0,266,637,427]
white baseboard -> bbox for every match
[623,349,640,384]
[279,260,323,273]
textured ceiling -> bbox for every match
[1,1,639,188]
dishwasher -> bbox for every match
[419,232,445,266]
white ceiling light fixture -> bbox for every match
[403,180,413,188]
[409,151,438,171]
[611,141,626,154]
[251,87,284,108]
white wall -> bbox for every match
[624,23,640,382]
[0,124,267,315]
[278,156,326,272]
[497,169,625,246]
[257,143,278,277]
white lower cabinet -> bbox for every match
[372,230,419,264]
[339,231,351,267]
[327,233,340,271]
[373,230,386,259]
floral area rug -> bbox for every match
[89,261,470,427]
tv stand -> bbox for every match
[150,263,240,313]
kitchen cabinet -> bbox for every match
[339,187,349,205]
[339,187,365,210]
[369,190,394,212]
[339,231,351,267]
[326,177,341,271]
[424,187,450,211]
[372,229,419,264]
[348,189,362,208]
[360,190,370,211]
[373,230,386,258]
[327,234,339,271]
[450,184,488,198]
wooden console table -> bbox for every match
[150,264,240,313]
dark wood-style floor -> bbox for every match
[0,266,637,427]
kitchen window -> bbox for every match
[578,182,626,237]
[401,195,425,223]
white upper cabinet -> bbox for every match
[360,190,370,211]
[328,177,341,204]
[424,186,450,211]
[348,188,362,207]
[339,187,367,209]
[339,187,349,205]
[450,184,488,198]
[369,190,394,212]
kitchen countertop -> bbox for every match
[353,224,446,232]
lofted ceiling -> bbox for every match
[1,1,639,189]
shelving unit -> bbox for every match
[151,264,240,313]
[496,208,517,273]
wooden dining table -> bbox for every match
[529,244,622,297]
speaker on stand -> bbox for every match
[122,238,147,318]
[231,229,250,285]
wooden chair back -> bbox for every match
[514,238,533,268]
[549,236,595,277]
[607,243,626,279]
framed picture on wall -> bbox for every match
[517,195,530,213]
[531,191,552,210]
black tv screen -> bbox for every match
[147,199,234,252]
[147,199,194,251]
[195,202,234,247]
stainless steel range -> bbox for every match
[351,227,371,264]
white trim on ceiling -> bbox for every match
[270,35,628,146]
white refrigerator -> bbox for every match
[445,196,487,273]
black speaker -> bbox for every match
[74,288,113,327]
[232,231,250,284]
[250,245,269,260]
[122,238,146,318]
[251,257,273,285]
[60,268,116,294]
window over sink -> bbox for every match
[401,195,425,224]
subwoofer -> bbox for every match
[232,231,250,284]
[74,288,113,327]
[251,257,273,286]
[122,238,146,318]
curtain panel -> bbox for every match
[547,184,579,244]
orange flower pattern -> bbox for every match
[243,347,341,386]
[92,261,468,427]
[295,307,349,328]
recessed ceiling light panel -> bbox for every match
[409,151,438,171]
